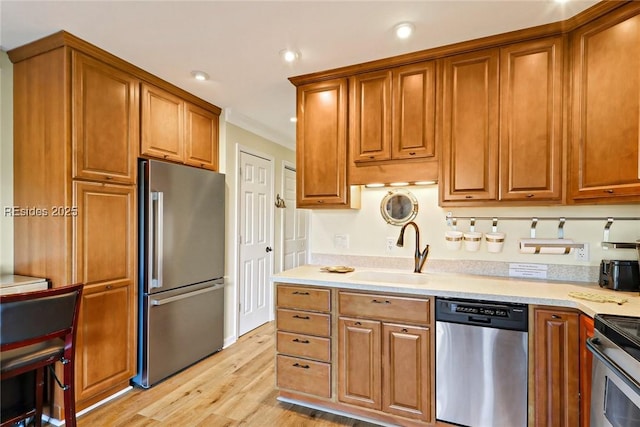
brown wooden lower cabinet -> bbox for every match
[532,307,580,427]
[382,323,431,421]
[338,317,382,410]
[337,316,432,422]
[75,281,136,405]
[579,314,594,427]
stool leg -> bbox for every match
[34,367,43,427]
[62,358,76,427]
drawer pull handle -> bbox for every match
[292,291,310,295]
[355,321,362,326]
[372,299,390,304]
[402,328,408,333]
[551,314,561,319]
[293,338,310,344]
[293,363,310,369]
[293,315,310,320]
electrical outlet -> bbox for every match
[334,234,350,249]
[386,237,396,253]
[575,243,589,262]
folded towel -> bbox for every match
[519,238,575,254]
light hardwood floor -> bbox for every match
[77,322,377,426]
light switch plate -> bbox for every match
[334,234,349,249]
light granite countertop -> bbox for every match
[272,265,640,318]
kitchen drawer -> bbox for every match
[276,285,331,312]
[276,308,331,337]
[339,291,431,325]
[277,331,331,362]
[277,354,331,398]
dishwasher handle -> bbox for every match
[468,316,491,324]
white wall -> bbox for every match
[0,51,14,275]
[311,186,640,266]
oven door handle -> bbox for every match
[587,337,640,395]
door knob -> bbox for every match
[266,246,273,253]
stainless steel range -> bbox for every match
[587,314,640,427]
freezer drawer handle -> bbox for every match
[293,338,310,344]
[151,285,223,306]
[292,291,310,295]
[293,315,310,320]
[293,363,310,369]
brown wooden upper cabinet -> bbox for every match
[350,61,436,163]
[440,48,500,204]
[441,37,564,205]
[570,6,640,203]
[499,37,564,202]
[141,83,220,171]
[72,51,139,184]
[296,78,350,208]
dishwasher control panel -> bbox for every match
[436,298,528,331]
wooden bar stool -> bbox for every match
[1,284,83,427]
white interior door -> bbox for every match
[238,151,273,336]
[282,165,309,271]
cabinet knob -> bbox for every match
[526,194,534,198]
[465,195,473,199]
[105,176,113,180]
[605,189,614,194]
[551,314,561,319]
[402,328,409,333]
[317,200,325,204]
[106,285,113,290]
[409,152,416,156]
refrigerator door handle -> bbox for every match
[150,191,164,289]
[150,284,224,306]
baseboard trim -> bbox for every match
[43,386,133,425]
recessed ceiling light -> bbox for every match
[394,22,415,40]
[365,183,385,188]
[191,70,210,81]
[280,49,301,63]
[390,182,410,187]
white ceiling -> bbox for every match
[1,0,599,150]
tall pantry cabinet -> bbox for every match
[8,31,221,419]
[10,36,138,417]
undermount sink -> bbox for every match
[349,270,430,285]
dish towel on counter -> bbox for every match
[518,238,576,254]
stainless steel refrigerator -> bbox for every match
[133,159,225,388]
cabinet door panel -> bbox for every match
[141,83,184,162]
[500,37,563,201]
[73,182,136,287]
[571,10,640,201]
[338,317,381,410]
[533,308,579,427]
[350,70,392,162]
[441,49,499,202]
[297,79,349,207]
[76,282,136,402]
[392,62,437,160]
[72,51,139,183]
[185,102,219,171]
[383,323,432,422]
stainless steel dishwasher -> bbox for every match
[435,297,528,427]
